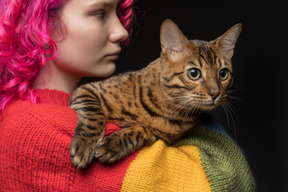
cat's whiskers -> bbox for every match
[227,89,243,94]
[164,96,190,102]
[176,99,199,120]
[181,100,193,119]
[164,95,201,121]
[146,97,188,118]
[184,101,199,120]
[222,103,231,128]
[170,98,191,118]
[222,99,239,138]
[165,96,195,119]
[228,95,248,109]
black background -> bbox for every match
[116,1,288,191]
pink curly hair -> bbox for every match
[0,0,135,117]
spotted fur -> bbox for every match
[69,19,242,169]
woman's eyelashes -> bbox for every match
[94,10,106,19]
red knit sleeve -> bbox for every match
[0,101,77,191]
[0,100,139,191]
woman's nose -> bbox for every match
[109,16,129,43]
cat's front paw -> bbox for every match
[70,137,96,169]
[95,137,127,164]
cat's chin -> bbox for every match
[198,105,217,111]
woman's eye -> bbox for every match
[187,68,201,80]
[94,11,105,19]
[219,68,229,80]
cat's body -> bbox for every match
[69,19,242,169]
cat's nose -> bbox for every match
[208,91,220,100]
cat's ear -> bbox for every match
[160,19,189,60]
[212,23,242,60]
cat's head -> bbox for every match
[159,19,242,111]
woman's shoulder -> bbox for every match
[1,91,77,135]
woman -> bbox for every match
[0,0,255,191]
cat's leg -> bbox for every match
[95,126,157,163]
[70,114,106,169]
[69,89,106,169]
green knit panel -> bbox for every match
[174,127,255,192]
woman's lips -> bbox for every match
[106,50,121,60]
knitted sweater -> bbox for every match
[0,89,255,192]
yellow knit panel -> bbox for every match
[121,140,211,192]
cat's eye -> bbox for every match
[187,68,201,80]
[219,68,229,80]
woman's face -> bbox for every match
[52,0,128,78]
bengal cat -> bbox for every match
[69,19,242,169]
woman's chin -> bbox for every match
[90,63,116,77]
